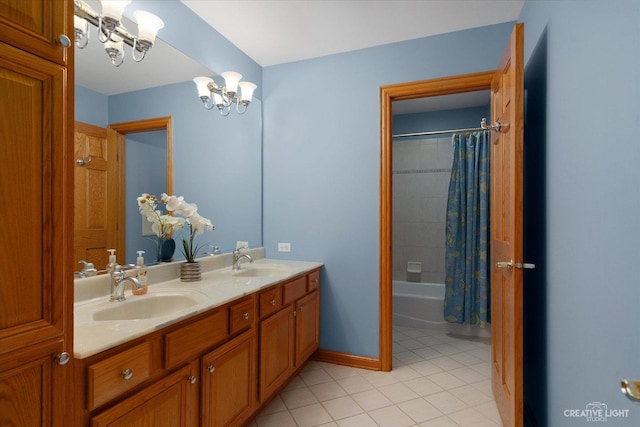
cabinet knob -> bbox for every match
[121,369,133,380]
[299,305,304,312]
[207,365,215,374]
[270,299,277,306]
[54,352,70,365]
[188,375,197,384]
[57,34,71,48]
[242,312,250,320]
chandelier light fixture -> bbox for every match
[193,72,257,116]
[73,0,164,67]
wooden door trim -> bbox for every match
[109,116,173,262]
[109,116,173,196]
[379,70,495,371]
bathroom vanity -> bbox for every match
[72,254,321,426]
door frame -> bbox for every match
[379,71,495,371]
[109,116,173,261]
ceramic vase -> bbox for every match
[180,261,201,282]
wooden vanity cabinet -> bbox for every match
[0,1,74,426]
[201,328,257,427]
[259,269,321,403]
[90,362,200,427]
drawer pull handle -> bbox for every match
[188,375,197,384]
[242,312,250,320]
[121,369,133,380]
[270,299,277,306]
[208,365,215,374]
[55,352,70,366]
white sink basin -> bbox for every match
[92,293,201,321]
[232,264,293,278]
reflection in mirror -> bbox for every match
[74,1,263,274]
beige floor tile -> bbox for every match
[309,381,347,402]
[350,388,394,412]
[397,397,443,423]
[368,404,416,427]
[322,395,364,420]
[289,403,333,427]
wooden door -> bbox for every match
[490,23,524,427]
[201,329,257,426]
[0,39,73,427]
[259,305,295,401]
[91,363,199,427]
[74,122,123,270]
[295,291,320,364]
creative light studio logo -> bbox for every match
[564,402,630,422]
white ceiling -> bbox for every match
[181,0,525,67]
[76,0,524,110]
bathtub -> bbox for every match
[393,280,490,338]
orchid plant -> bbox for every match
[161,193,214,263]
[137,193,185,240]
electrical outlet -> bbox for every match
[236,241,249,249]
[278,242,291,252]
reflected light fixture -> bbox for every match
[73,0,164,67]
[193,72,257,116]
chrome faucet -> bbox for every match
[232,248,253,271]
[109,264,144,302]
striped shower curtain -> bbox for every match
[443,131,490,325]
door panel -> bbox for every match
[490,23,524,427]
[74,122,122,269]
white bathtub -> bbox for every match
[393,280,490,338]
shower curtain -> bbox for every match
[443,131,490,325]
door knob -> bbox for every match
[495,259,513,271]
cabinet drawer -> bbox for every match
[283,276,307,305]
[88,341,152,410]
[230,298,255,335]
[259,286,282,319]
[165,309,229,370]
[307,269,320,291]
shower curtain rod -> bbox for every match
[392,118,502,139]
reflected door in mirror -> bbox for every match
[74,122,123,270]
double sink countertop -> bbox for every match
[74,248,322,359]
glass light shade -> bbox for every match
[133,10,164,43]
[238,82,257,103]
[193,77,214,98]
[221,71,242,94]
[105,34,124,53]
[74,15,88,32]
[100,0,131,21]
[212,93,224,106]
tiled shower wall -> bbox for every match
[392,137,452,283]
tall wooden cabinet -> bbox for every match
[0,1,74,426]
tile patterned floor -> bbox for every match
[248,326,502,427]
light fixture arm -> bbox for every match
[75,0,138,49]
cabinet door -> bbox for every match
[91,363,199,427]
[201,329,257,427]
[295,291,320,365]
[259,305,295,401]
[0,0,71,65]
[0,39,73,427]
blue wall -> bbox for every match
[109,81,263,257]
[262,23,515,358]
[75,85,108,127]
[519,1,640,425]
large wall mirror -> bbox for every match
[74,1,262,269]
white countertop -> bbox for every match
[74,255,322,359]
